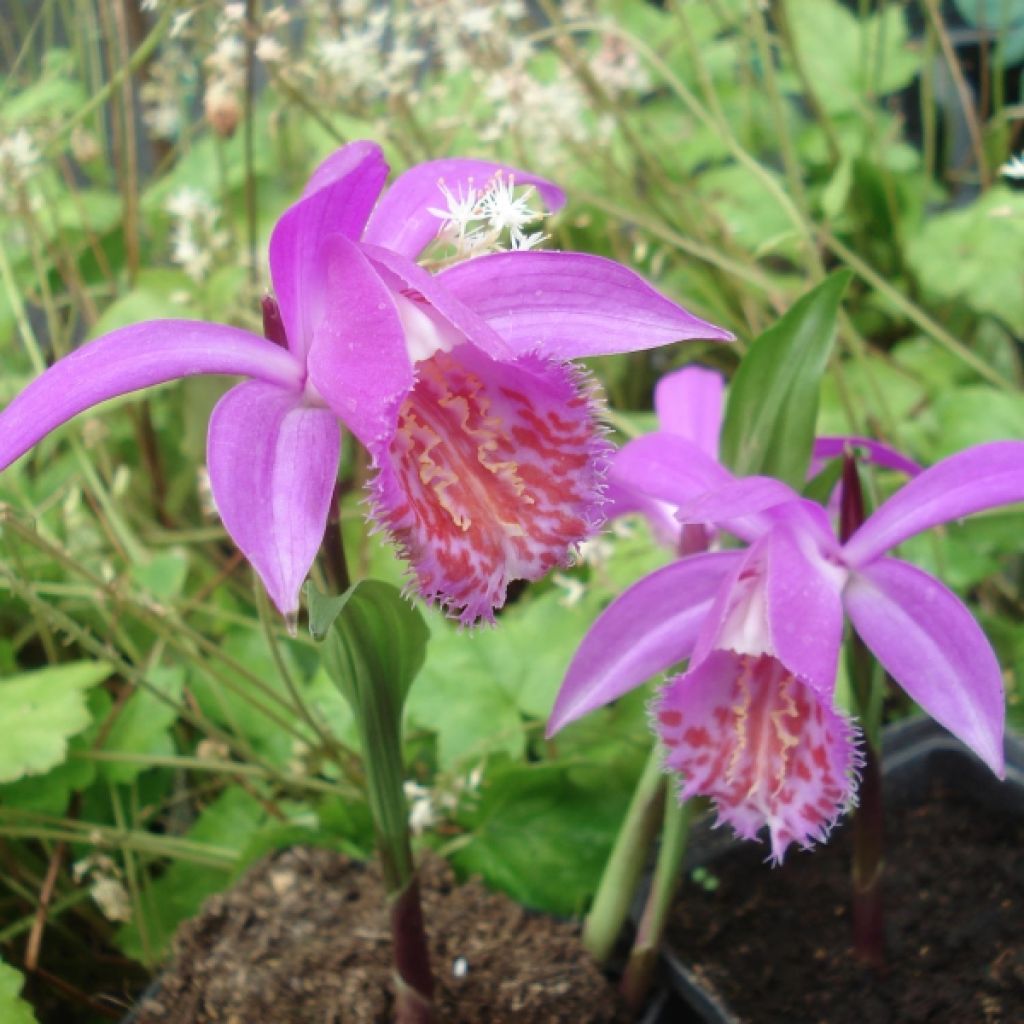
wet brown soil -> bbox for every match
[666,781,1024,1022]
[130,848,627,1023]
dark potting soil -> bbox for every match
[666,781,1024,1023]
[130,847,626,1024]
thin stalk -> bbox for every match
[840,455,885,968]
[346,662,434,1022]
[620,795,690,1013]
[582,743,666,964]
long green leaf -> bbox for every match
[720,270,851,487]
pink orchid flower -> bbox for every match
[549,441,1023,860]
[0,141,731,621]
[606,365,919,553]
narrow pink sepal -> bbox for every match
[844,556,1005,776]
[765,524,845,695]
[439,251,734,360]
[655,366,725,458]
[0,320,303,472]
[843,441,1024,567]
[547,551,742,735]
[305,234,414,452]
[610,433,734,516]
[363,157,565,260]
[207,381,340,617]
[269,141,389,362]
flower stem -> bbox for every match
[620,793,690,1012]
[840,454,886,968]
[582,743,666,965]
[347,650,435,1021]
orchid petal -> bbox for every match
[810,435,921,478]
[675,476,799,533]
[0,321,303,472]
[439,251,733,359]
[361,243,513,360]
[363,158,565,260]
[766,523,845,694]
[610,433,733,512]
[305,234,414,452]
[654,366,725,458]
[547,551,742,735]
[844,556,1005,776]
[269,141,389,362]
[604,478,683,549]
[843,441,1024,567]
[207,381,339,617]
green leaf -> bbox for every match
[116,787,263,963]
[783,0,919,114]
[307,580,428,716]
[906,188,1024,334]
[953,0,1024,62]
[0,960,40,1024]
[98,667,185,783]
[0,663,113,783]
[720,271,851,486]
[453,761,637,916]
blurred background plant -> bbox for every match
[0,1,1021,1020]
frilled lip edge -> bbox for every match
[642,715,1024,1024]
[364,348,614,626]
[650,650,865,866]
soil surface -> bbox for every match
[130,847,626,1024]
[667,781,1024,1023]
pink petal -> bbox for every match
[305,234,414,451]
[603,478,682,549]
[765,524,845,695]
[363,158,565,260]
[843,441,1024,567]
[810,435,921,478]
[656,651,861,862]
[610,433,734,516]
[361,243,513,360]
[439,251,733,359]
[844,556,1005,776]
[207,381,340,617]
[372,344,607,625]
[655,366,725,458]
[269,141,389,362]
[675,477,802,536]
[547,551,743,735]
[0,320,303,472]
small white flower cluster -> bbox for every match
[0,127,41,214]
[403,764,483,836]
[1000,153,1024,181]
[165,186,231,281]
[141,42,196,141]
[73,854,132,923]
[427,172,548,264]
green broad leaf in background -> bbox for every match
[0,662,113,783]
[0,960,39,1024]
[782,0,920,114]
[720,270,851,486]
[98,666,185,783]
[954,0,1024,63]
[452,761,638,917]
[307,580,429,718]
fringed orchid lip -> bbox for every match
[373,344,609,625]
[656,651,862,863]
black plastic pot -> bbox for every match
[658,717,1024,1024]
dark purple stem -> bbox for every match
[840,454,886,969]
[391,875,435,1024]
[261,295,288,348]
